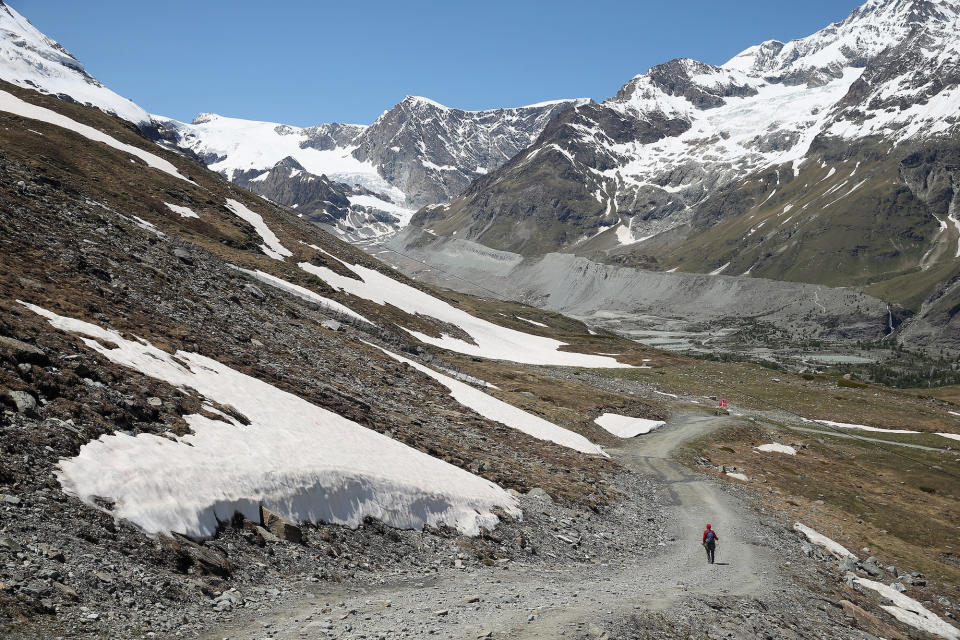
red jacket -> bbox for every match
[703,529,718,544]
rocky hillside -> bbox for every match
[0,72,682,636]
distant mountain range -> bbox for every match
[406,0,960,350]
[1,0,957,350]
[151,97,586,240]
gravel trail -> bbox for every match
[203,413,780,639]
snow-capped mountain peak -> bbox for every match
[0,0,150,124]
[723,0,959,84]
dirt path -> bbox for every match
[205,413,780,639]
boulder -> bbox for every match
[52,582,79,601]
[5,390,38,415]
[861,557,884,577]
[161,535,233,577]
[839,556,858,573]
[0,336,48,365]
[260,506,302,543]
[242,283,266,300]
[526,488,553,503]
[172,248,194,265]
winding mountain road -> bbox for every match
[206,413,779,639]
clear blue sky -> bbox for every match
[12,0,865,126]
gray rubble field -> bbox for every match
[380,230,892,344]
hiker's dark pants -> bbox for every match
[705,542,715,563]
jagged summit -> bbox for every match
[724,0,960,83]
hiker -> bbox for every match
[702,524,718,564]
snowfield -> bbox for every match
[754,443,797,455]
[299,255,630,368]
[224,198,292,261]
[855,578,960,640]
[793,522,856,560]
[0,89,194,184]
[154,112,405,203]
[372,344,605,456]
[233,267,373,325]
[593,413,665,438]
[21,302,520,539]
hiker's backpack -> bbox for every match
[705,531,715,544]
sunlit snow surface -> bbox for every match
[0,3,150,124]
[155,113,405,203]
[298,255,630,368]
[754,443,797,455]
[593,413,664,438]
[234,268,373,325]
[224,198,292,260]
[855,578,960,640]
[0,90,194,184]
[348,194,417,227]
[793,522,857,560]
[372,344,605,455]
[163,202,199,219]
[21,302,519,539]
[813,419,919,434]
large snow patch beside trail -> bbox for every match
[21,302,518,539]
[0,90,193,184]
[793,522,857,560]
[593,413,664,438]
[299,257,629,368]
[855,578,960,640]
[372,343,605,455]
[754,443,797,455]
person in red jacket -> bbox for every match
[702,524,719,564]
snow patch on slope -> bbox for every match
[372,344,605,455]
[298,256,629,368]
[163,202,199,219]
[793,522,857,559]
[593,413,664,438]
[754,443,797,455]
[224,198,292,260]
[855,577,960,640]
[234,268,373,325]
[0,90,193,183]
[21,302,518,539]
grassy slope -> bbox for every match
[677,420,960,618]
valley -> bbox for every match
[0,0,959,638]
